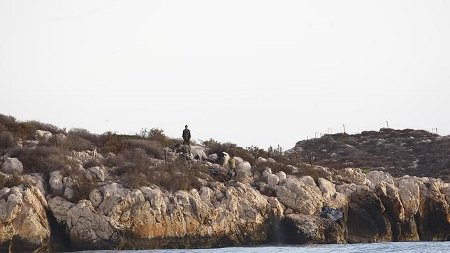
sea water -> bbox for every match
[76,241,450,253]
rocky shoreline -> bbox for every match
[1,153,449,252]
[0,123,449,252]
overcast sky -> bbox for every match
[1,0,449,149]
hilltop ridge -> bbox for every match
[290,128,450,181]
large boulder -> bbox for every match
[48,197,120,250]
[35,130,52,141]
[236,161,252,183]
[1,157,23,175]
[190,146,208,161]
[275,176,323,215]
[0,185,50,251]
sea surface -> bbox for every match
[76,241,450,253]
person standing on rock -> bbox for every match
[182,125,191,146]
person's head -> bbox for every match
[185,125,188,129]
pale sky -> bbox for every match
[1,0,449,149]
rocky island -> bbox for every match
[0,114,449,252]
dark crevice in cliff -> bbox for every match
[46,210,73,252]
[414,213,423,240]
[390,221,400,242]
[267,216,288,244]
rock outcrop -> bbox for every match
[48,181,283,250]
[275,176,322,215]
[282,214,345,244]
[0,185,50,252]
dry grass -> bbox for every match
[109,150,212,191]
[9,146,77,175]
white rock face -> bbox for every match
[35,130,52,141]
[275,176,323,215]
[397,176,420,219]
[1,157,23,175]
[267,173,280,186]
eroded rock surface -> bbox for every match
[48,181,283,250]
[0,185,50,251]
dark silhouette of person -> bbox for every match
[182,125,191,146]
